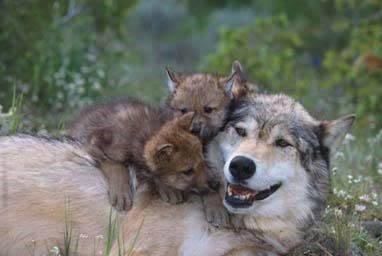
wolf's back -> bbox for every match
[0,135,111,255]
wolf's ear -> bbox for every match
[176,112,194,130]
[154,143,174,162]
[320,114,355,150]
[224,60,248,99]
[166,67,181,93]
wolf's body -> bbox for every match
[0,94,354,256]
[0,135,111,255]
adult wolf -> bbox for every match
[0,94,354,255]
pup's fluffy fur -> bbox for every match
[68,99,215,211]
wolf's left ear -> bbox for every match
[224,60,248,99]
[320,114,355,150]
[166,67,181,93]
[154,143,174,163]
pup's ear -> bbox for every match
[320,114,355,151]
[165,67,181,93]
[231,60,245,79]
[224,60,248,99]
[176,112,195,130]
[154,143,174,163]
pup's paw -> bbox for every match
[157,185,185,204]
[108,184,133,211]
[205,203,230,227]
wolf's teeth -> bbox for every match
[228,186,233,196]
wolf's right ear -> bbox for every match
[320,114,355,151]
[166,67,181,93]
[176,112,194,130]
[154,143,174,163]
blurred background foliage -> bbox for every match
[0,0,381,131]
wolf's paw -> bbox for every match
[108,185,133,211]
[157,185,185,204]
[205,203,230,227]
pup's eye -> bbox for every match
[234,127,247,137]
[182,168,194,176]
[204,106,214,114]
[179,108,188,114]
[275,139,291,148]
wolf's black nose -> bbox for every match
[229,156,256,180]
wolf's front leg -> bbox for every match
[202,192,230,227]
[156,183,185,204]
[100,161,134,211]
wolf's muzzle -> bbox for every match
[229,156,256,181]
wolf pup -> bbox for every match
[68,99,218,211]
[165,61,248,142]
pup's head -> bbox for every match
[219,94,355,223]
[166,61,248,142]
[144,113,219,194]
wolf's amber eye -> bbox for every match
[275,139,291,148]
[234,127,247,137]
[179,108,188,114]
[204,106,214,114]
[182,168,194,176]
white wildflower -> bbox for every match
[355,204,366,212]
[372,201,378,206]
[337,189,346,197]
[359,194,370,202]
[49,246,61,255]
[343,133,355,144]
[335,152,345,159]
[334,208,343,217]
[79,233,89,239]
[95,234,104,239]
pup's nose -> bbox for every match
[229,156,256,180]
[190,122,201,134]
[207,179,220,192]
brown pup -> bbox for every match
[166,61,249,142]
[68,99,217,211]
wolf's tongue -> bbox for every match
[229,184,257,196]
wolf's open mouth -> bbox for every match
[225,183,281,208]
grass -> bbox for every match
[290,131,382,255]
[0,101,381,255]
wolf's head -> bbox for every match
[218,94,354,226]
[165,61,248,142]
[144,113,219,194]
